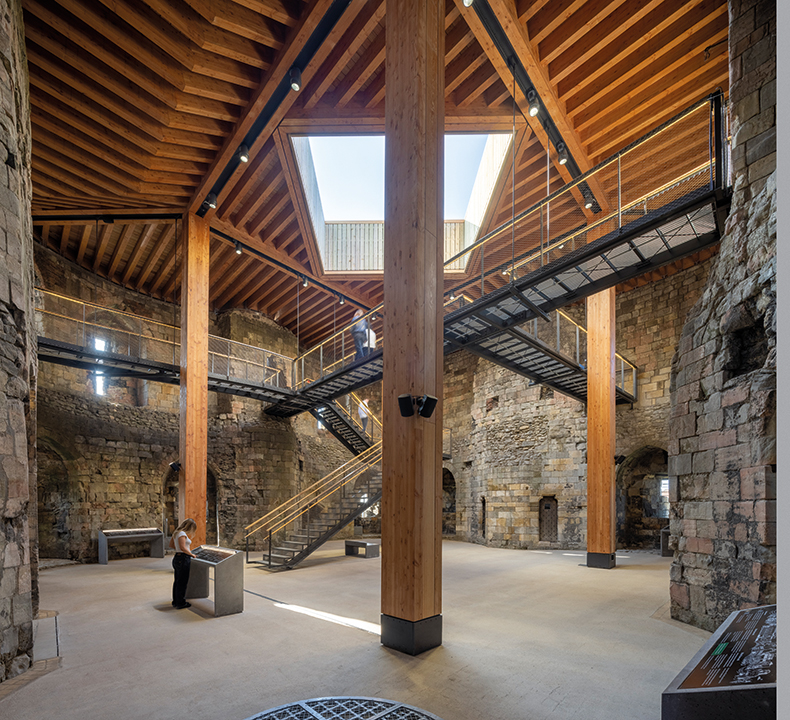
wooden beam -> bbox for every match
[187,0,341,215]
[381,0,444,655]
[303,0,383,110]
[179,213,210,546]
[586,287,616,568]
[136,223,176,291]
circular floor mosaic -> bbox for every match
[245,696,445,720]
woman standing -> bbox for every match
[171,518,198,609]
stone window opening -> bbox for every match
[442,468,456,535]
[92,370,105,396]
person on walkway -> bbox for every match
[358,398,370,434]
[171,518,198,609]
[350,309,369,361]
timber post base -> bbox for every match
[381,614,442,656]
[587,551,617,569]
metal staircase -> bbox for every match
[310,392,380,455]
[245,442,382,569]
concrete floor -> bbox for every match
[1,540,711,720]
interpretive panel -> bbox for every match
[662,605,776,720]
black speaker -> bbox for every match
[169,460,181,472]
[398,394,415,417]
[417,395,438,418]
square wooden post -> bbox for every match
[586,287,616,568]
[380,0,444,655]
[179,213,209,546]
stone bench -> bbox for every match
[345,539,379,558]
[98,528,165,564]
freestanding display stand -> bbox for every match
[661,604,776,719]
[98,528,165,564]
[185,546,244,617]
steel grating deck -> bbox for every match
[37,187,729,417]
[245,697,444,720]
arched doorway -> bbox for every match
[616,446,669,548]
[37,442,82,559]
[162,465,220,544]
[442,468,456,535]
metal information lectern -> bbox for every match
[185,546,244,617]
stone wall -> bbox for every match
[0,0,34,683]
[443,259,711,552]
[667,0,776,631]
[34,248,352,561]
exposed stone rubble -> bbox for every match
[667,0,776,631]
[1,0,34,682]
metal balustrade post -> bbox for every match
[82,303,86,347]
[268,530,272,568]
[618,155,622,229]
[620,358,624,391]
[556,312,560,352]
[713,94,724,190]
[481,244,485,297]
[320,345,323,379]
[246,535,249,563]
[576,325,580,364]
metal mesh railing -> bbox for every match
[294,96,726,393]
[444,96,724,298]
[35,290,294,389]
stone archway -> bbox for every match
[162,464,220,544]
[37,442,82,560]
[442,468,456,535]
[616,446,669,549]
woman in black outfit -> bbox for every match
[171,518,198,609]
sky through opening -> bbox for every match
[308,134,494,221]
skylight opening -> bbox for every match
[293,133,511,272]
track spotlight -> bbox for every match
[289,66,302,92]
[463,0,474,6]
[302,277,309,288]
[585,199,593,209]
[238,144,249,163]
[557,142,568,166]
[205,192,218,209]
[169,460,181,472]
[527,89,539,118]
[235,241,243,255]
[339,296,345,305]
[449,290,456,300]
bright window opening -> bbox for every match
[94,371,105,396]
[293,133,511,272]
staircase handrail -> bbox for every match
[243,441,382,538]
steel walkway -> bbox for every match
[265,185,729,417]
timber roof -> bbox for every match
[26,0,729,349]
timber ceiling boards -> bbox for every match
[26,0,728,349]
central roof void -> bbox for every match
[292,134,511,272]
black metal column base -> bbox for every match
[381,614,442,656]
[587,551,616,569]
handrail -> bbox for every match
[36,289,295,387]
[291,96,724,391]
[244,441,382,539]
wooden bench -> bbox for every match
[98,528,165,564]
[345,539,380,558]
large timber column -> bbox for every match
[380,0,444,655]
[586,287,616,568]
[179,213,209,545]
